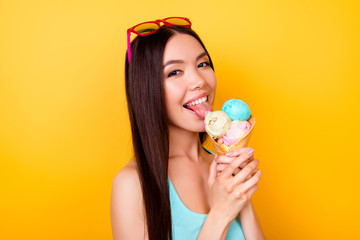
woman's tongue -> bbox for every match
[186,101,213,120]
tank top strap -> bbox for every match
[202,146,215,155]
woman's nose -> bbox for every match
[188,70,206,90]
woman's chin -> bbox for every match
[192,124,206,133]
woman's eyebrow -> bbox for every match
[163,52,209,69]
[163,59,184,68]
[196,52,209,60]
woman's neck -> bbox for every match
[168,125,205,162]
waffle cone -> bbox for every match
[209,115,256,155]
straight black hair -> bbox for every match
[125,25,214,240]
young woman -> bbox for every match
[111,17,265,240]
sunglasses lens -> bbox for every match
[164,17,191,26]
[133,23,159,35]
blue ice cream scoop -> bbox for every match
[222,99,251,121]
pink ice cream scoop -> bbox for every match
[220,121,252,146]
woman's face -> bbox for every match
[163,33,217,133]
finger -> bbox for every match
[217,165,242,175]
[216,155,252,168]
[244,168,258,181]
[225,147,254,157]
[218,150,254,180]
[216,163,228,172]
[219,157,256,175]
[239,169,262,193]
[245,184,258,199]
[216,155,235,164]
[232,182,258,202]
[239,156,254,169]
[228,160,260,190]
[217,151,254,165]
[217,165,241,175]
[208,158,218,187]
[217,160,250,175]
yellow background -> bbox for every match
[1,0,359,239]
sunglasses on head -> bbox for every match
[127,17,192,63]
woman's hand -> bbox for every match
[207,147,262,224]
[216,147,257,178]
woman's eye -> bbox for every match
[198,62,210,68]
[167,70,181,77]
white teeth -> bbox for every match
[185,96,207,107]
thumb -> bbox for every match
[208,156,218,187]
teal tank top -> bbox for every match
[168,148,245,240]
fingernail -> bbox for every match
[225,151,233,156]
[247,148,254,155]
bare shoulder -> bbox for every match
[111,158,148,240]
[112,158,139,187]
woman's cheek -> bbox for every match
[207,76,217,98]
[164,87,184,123]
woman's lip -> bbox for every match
[183,92,209,106]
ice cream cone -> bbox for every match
[209,115,256,155]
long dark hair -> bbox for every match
[125,25,214,240]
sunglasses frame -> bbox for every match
[127,17,192,63]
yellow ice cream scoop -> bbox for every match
[204,111,231,138]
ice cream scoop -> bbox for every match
[219,121,252,146]
[204,111,231,138]
[222,99,251,121]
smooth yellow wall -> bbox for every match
[1,0,359,239]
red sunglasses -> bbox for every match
[127,17,192,63]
